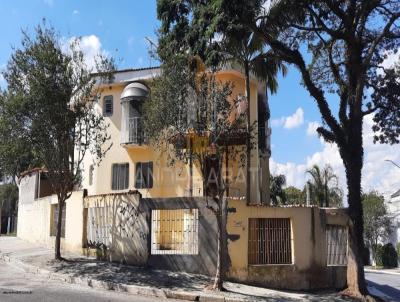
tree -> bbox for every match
[214,30,286,204]
[306,164,343,207]
[0,183,18,234]
[362,191,392,266]
[269,174,286,205]
[157,5,286,204]
[144,54,250,290]
[284,186,306,205]
[156,0,400,296]
[0,24,114,259]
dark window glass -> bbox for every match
[135,162,153,189]
[111,163,129,190]
[103,96,113,117]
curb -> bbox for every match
[0,253,246,302]
[365,268,400,276]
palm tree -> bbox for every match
[270,174,286,205]
[220,29,287,204]
[306,164,342,207]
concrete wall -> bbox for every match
[17,172,85,254]
[18,176,348,290]
[226,200,349,290]
[83,193,218,275]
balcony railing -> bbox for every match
[121,116,146,145]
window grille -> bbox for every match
[135,162,153,189]
[151,209,199,255]
[50,204,66,237]
[103,95,113,117]
[111,163,129,190]
[87,206,111,246]
[326,225,348,266]
[248,218,292,265]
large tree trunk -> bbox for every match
[343,139,368,296]
[212,195,228,291]
[55,197,64,260]
[244,63,251,205]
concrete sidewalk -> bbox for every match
[0,237,354,302]
[365,267,400,276]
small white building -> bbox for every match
[387,189,400,247]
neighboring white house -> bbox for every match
[387,189,400,247]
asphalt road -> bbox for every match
[366,271,400,302]
[0,261,182,302]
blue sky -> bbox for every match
[1,0,399,197]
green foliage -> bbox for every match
[373,243,399,268]
[371,62,400,144]
[362,246,370,266]
[284,186,306,205]
[0,184,18,215]
[0,22,115,258]
[397,242,400,257]
[1,23,114,196]
[363,191,392,264]
[269,174,286,205]
[306,164,343,207]
[372,244,384,267]
[144,55,250,192]
[382,243,398,268]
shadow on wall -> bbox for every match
[83,193,219,276]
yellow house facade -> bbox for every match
[82,66,271,203]
[17,66,349,291]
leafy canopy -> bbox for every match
[0,23,114,199]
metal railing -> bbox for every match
[128,117,146,145]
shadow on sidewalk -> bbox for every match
[48,257,210,291]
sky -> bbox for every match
[0,0,399,200]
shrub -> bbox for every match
[363,246,371,266]
[372,244,384,266]
[382,243,398,268]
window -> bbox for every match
[50,204,66,237]
[135,162,153,189]
[151,209,198,255]
[103,95,113,117]
[326,225,348,266]
[89,164,94,186]
[248,218,292,265]
[111,163,129,190]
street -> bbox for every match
[0,261,181,302]
[366,271,400,302]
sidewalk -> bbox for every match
[0,237,354,302]
[365,266,400,276]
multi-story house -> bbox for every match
[81,66,271,203]
[17,65,349,290]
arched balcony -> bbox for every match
[120,82,149,147]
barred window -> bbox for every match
[248,218,292,265]
[151,209,198,255]
[50,204,66,237]
[111,163,129,190]
[135,162,153,189]
[326,225,348,266]
[103,95,113,117]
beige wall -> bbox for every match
[17,172,85,254]
[226,200,349,290]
